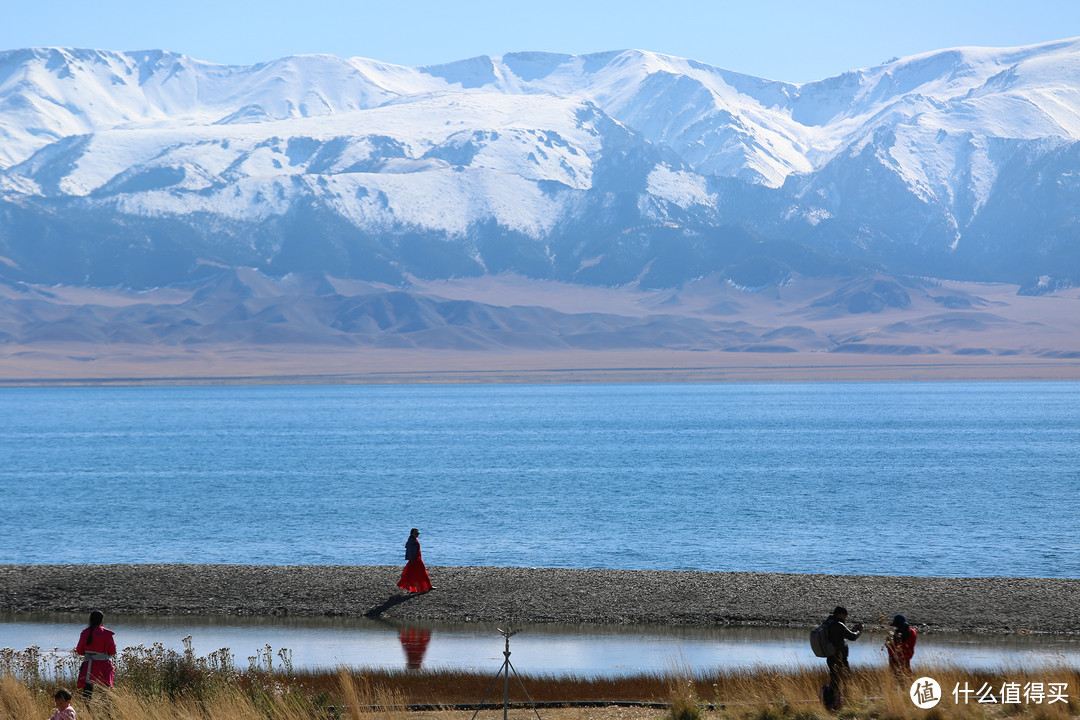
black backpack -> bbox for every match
[810,619,836,658]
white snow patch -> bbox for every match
[646,165,712,208]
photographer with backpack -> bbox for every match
[811,606,863,710]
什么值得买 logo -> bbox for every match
[910,677,941,709]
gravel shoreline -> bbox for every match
[1,565,1077,635]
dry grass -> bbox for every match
[2,643,1077,720]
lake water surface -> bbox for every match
[3,614,1078,675]
[2,382,1078,577]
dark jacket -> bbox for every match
[405,537,420,562]
[825,615,861,656]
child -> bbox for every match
[48,689,76,720]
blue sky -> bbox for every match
[4,0,1080,83]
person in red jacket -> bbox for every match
[886,613,917,675]
[75,611,116,700]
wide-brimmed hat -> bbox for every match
[890,614,909,627]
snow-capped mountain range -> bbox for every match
[2,40,1080,290]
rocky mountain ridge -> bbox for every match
[1,40,1080,290]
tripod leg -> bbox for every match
[507,659,544,720]
[470,660,511,720]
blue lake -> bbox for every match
[2,382,1078,577]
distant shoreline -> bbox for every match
[2,565,1077,635]
[1,349,1080,387]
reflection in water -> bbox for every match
[399,627,432,670]
[2,613,1078,675]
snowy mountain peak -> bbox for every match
[2,40,1080,290]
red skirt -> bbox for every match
[397,558,433,593]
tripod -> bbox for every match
[469,628,542,720]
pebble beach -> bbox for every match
[1,565,1077,635]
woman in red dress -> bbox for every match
[75,611,116,700]
[397,528,433,594]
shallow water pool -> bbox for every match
[2,614,1077,676]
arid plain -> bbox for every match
[1,271,1079,384]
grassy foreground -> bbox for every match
[1,641,1077,720]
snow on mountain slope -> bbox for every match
[412,40,1080,196]
[7,39,1080,199]
[473,50,813,186]
[7,92,648,240]
[788,39,1080,221]
[2,39,1080,289]
[12,92,601,190]
[0,47,447,168]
